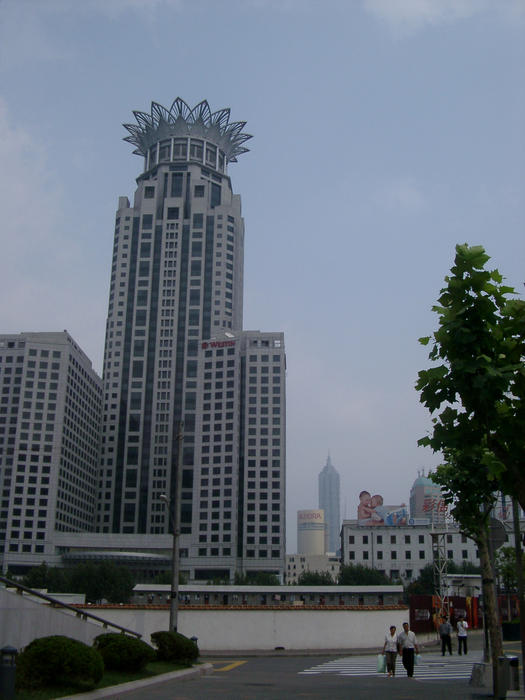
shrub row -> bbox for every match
[15,631,199,690]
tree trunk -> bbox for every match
[478,527,503,698]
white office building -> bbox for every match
[97,98,286,580]
[0,332,102,573]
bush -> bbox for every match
[150,630,199,665]
[93,632,156,672]
[16,635,104,691]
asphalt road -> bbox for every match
[115,652,498,700]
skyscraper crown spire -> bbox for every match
[123,97,252,163]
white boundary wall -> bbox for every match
[1,587,412,651]
[78,607,410,651]
[0,588,102,650]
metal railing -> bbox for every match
[0,575,141,638]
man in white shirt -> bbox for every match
[397,622,419,677]
[457,616,468,655]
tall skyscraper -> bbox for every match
[409,471,446,525]
[318,454,340,553]
[0,332,102,573]
[98,98,286,581]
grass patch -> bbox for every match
[16,660,189,699]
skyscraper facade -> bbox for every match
[97,98,286,581]
[0,332,102,573]
[318,454,340,553]
[409,471,446,526]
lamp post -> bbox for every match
[160,420,184,633]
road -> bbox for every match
[115,650,500,700]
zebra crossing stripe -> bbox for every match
[299,654,475,681]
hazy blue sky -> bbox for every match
[1,0,523,550]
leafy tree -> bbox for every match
[153,570,187,585]
[416,243,525,693]
[494,546,525,593]
[22,562,134,603]
[296,570,335,585]
[234,571,280,585]
[338,564,389,586]
[447,561,481,575]
[405,564,436,596]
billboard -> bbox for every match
[357,491,408,526]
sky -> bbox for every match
[0,0,524,552]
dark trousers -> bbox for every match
[402,648,415,677]
[385,651,397,674]
[441,634,452,655]
[458,636,467,655]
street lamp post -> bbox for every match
[160,420,184,633]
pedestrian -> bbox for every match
[382,625,398,677]
[397,622,419,678]
[439,615,452,656]
[457,616,468,655]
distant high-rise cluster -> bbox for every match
[318,454,340,553]
[0,99,287,582]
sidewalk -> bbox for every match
[59,663,213,700]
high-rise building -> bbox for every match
[97,98,286,581]
[0,332,102,573]
[409,471,446,525]
[318,454,340,553]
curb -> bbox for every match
[59,663,213,699]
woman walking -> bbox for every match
[382,625,399,677]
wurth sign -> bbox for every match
[201,340,236,349]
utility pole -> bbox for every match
[161,420,184,633]
[512,498,525,691]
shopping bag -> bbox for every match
[414,653,422,666]
[377,654,386,673]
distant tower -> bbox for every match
[409,470,446,525]
[297,510,325,555]
[318,454,340,553]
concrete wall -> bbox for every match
[0,588,103,650]
[1,586,413,652]
[79,606,411,651]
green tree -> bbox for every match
[23,562,134,603]
[338,564,389,585]
[22,562,70,592]
[296,570,335,585]
[153,570,187,585]
[234,571,280,585]
[446,561,481,575]
[416,243,525,693]
[494,546,524,593]
[405,564,436,596]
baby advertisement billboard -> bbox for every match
[357,490,408,526]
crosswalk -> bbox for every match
[298,652,476,681]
